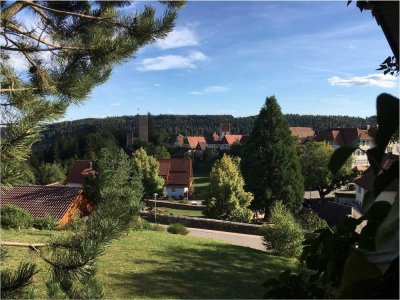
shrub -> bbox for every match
[298,209,327,238]
[260,201,304,258]
[1,205,33,229]
[150,224,165,232]
[228,207,254,223]
[167,223,189,235]
[181,198,189,204]
[131,217,152,231]
[33,214,59,230]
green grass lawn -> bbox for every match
[158,207,204,217]
[1,228,296,299]
[193,160,213,199]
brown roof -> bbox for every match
[222,134,243,145]
[0,185,82,220]
[185,136,206,149]
[290,127,315,141]
[164,133,184,147]
[353,153,398,192]
[205,132,221,144]
[220,123,230,132]
[157,159,193,187]
[67,160,95,185]
[315,128,374,147]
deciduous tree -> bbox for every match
[131,147,165,198]
[300,142,353,199]
[204,155,253,222]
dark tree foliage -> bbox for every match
[264,94,399,299]
[29,113,378,170]
[241,96,304,215]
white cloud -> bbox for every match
[110,102,121,106]
[156,27,199,49]
[328,74,398,88]
[154,83,160,87]
[189,85,230,95]
[136,51,207,72]
[203,86,230,93]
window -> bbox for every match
[171,188,175,192]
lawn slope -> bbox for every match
[1,229,295,299]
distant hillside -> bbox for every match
[40,113,377,145]
[29,114,376,169]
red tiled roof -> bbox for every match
[158,159,193,187]
[67,160,95,184]
[220,123,230,132]
[196,141,207,151]
[0,185,82,220]
[185,136,206,149]
[222,134,243,145]
[158,160,171,180]
[290,127,315,140]
[353,153,398,191]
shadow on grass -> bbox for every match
[107,242,293,299]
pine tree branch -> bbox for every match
[1,0,33,20]
[1,44,87,52]
[4,21,68,50]
[26,4,52,24]
[26,2,115,21]
[0,241,47,248]
[5,37,36,67]
[1,88,38,93]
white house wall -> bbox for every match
[166,186,188,198]
[356,186,396,207]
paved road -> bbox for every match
[187,227,265,251]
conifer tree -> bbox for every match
[204,155,253,222]
[241,96,304,215]
[1,1,185,186]
[0,2,184,297]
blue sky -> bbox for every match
[62,1,399,120]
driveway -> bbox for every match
[187,227,265,251]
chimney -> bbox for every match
[89,161,93,169]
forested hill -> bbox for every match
[33,114,375,150]
[40,113,376,144]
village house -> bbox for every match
[290,127,315,143]
[205,132,221,149]
[164,133,185,148]
[219,134,245,150]
[66,160,95,187]
[158,158,193,199]
[0,185,92,226]
[353,153,398,208]
[315,127,376,167]
[220,123,230,138]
